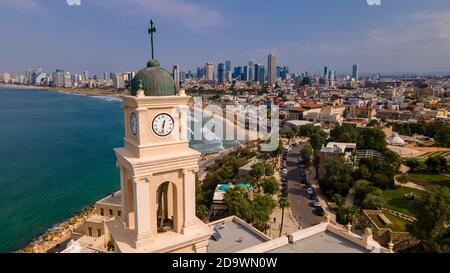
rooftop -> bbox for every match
[207,217,270,253]
[267,231,369,253]
[97,191,122,206]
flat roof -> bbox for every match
[97,191,121,206]
[267,231,369,253]
[208,219,269,253]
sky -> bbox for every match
[0,0,450,75]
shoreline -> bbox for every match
[16,206,97,253]
[0,83,124,98]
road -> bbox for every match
[285,143,323,228]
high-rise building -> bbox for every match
[112,73,125,89]
[352,64,359,80]
[1,72,11,83]
[254,64,266,84]
[242,66,248,81]
[172,65,181,87]
[225,61,232,72]
[205,62,214,81]
[196,67,204,79]
[225,71,232,83]
[233,66,242,80]
[248,60,254,82]
[64,72,72,88]
[82,70,89,82]
[53,69,65,87]
[324,66,328,79]
[217,63,225,84]
[268,53,277,86]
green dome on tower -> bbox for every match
[130,60,176,96]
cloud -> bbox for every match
[0,0,43,10]
[97,0,224,31]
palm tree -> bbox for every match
[279,198,290,237]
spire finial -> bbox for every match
[148,20,157,60]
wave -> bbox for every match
[90,96,121,102]
[57,91,87,96]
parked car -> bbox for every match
[312,201,321,207]
[315,207,325,216]
[306,188,314,195]
[281,169,288,175]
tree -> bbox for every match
[407,187,450,253]
[405,158,424,173]
[434,125,450,148]
[279,198,289,237]
[353,180,377,206]
[336,205,360,225]
[286,130,295,144]
[262,177,279,195]
[223,188,252,222]
[300,143,313,166]
[353,165,370,181]
[252,194,277,231]
[330,124,359,143]
[196,204,209,219]
[291,126,299,138]
[331,194,344,205]
[319,159,354,199]
[362,193,386,209]
[371,173,394,190]
[250,163,266,184]
[264,163,274,176]
[310,131,328,152]
[425,156,443,173]
[358,127,388,152]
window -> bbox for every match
[97,229,102,237]
[100,208,104,216]
[88,227,92,237]
[109,209,113,216]
[118,210,121,217]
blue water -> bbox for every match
[0,87,235,252]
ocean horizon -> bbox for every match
[0,87,236,252]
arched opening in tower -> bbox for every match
[156,182,175,233]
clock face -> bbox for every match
[130,112,138,136]
[152,113,174,137]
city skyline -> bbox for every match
[1,0,450,75]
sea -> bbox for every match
[0,87,240,252]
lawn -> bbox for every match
[367,211,410,232]
[382,187,424,217]
[407,173,450,188]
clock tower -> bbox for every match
[106,22,212,253]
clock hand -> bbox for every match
[162,120,166,131]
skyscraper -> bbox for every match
[233,66,242,80]
[268,53,277,86]
[53,69,65,87]
[352,64,359,80]
[205,62,214,81]
[323,66,328,79]
[82,70,89,82]
[225,61,232,73]
[217,63,225,84]
[248,60,254,82]
[242,66,248,81]
[172,64,181,87]
[254,63,266,84]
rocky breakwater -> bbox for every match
[16,206,96,253]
